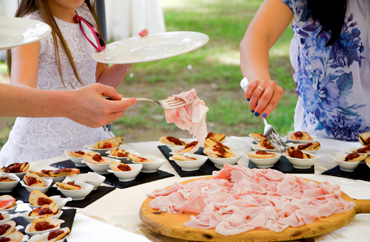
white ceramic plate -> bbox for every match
[20,177,53,194]
[0,200,22,214]
[65,151,87,167]
[108,164,143,182]
[169,154,208,171]
[25,219,64,236]
[29,196,72,210]
[105,150,131,162]
[285,137,314,144]
[223,137,251,156]
[106,154,131,162]
[84,145,114,155]
[289,143,319,154]
[70,172,105,190]
[345,146,370,155]
[366,159,370,169]
[28,227,70,242]
[0,174,20,193]
[162,138,196,149]
[285,153,320,169]
[132,157,165,173]
[82,156,119,174]
[0,17,51,50]
[0,212,15,224]
[54,181,94,201]
[0,171,28,180]
[92,31,209,64]
[331,153,362,172]
[248,152,282,169]
[169,146,187,154]
[129,152,165,173]
[207,152,242,168]
[18,210,63,223]
[248,133,266,142]
[251,144,278,153]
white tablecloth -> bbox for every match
[29,137,370,242]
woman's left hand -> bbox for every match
[96,63,132,88]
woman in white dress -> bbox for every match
[0,0,133,165]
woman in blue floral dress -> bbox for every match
[240,0,370,141]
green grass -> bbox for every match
[114,0,297,138]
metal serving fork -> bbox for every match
[121,97,186,110]
[239,77,288,153]
[263,118,288,153]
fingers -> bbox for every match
[88,100,137,128]
[260,85,283,118]
[248,81,264,114]
[119,97,137,109]
[246,80,283,118]
[244,80,259,101]
[98,83,123,101]
[253,86,274,117]
[96,98,136,127]
[105,97,136,115]
[246,80,268,114]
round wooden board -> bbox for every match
[140,177,361,242]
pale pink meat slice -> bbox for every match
[164,89,208,152]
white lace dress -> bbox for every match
[0,5,111,166]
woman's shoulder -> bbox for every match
[280,0,314,25]
[280,0,309,19]
[280,0,306,9]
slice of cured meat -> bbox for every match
[164,89,208,153]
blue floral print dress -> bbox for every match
[281,0,370,141]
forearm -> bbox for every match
[240,27,272,82]
[240,0,293,83]
[96,64,132,88]
[238,0,293,117]
[1,84,68,117]
[1,83,137,128]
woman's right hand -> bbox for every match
[244,79,284,118]
[65,83,136,128]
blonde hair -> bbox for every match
[7,0,102,87]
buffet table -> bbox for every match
[28,137,370,242]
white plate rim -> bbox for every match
[345,146,370,155]
[284,136,315,144]
[0,17,51,50]
[251,144,278,153]
[92,31,209,64]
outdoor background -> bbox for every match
[0,0,296,148]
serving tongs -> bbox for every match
[240,77,287,153]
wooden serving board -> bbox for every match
[140,177,370,242]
